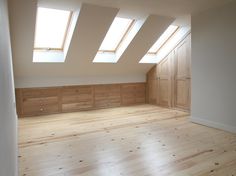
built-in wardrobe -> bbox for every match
[146,34,191,111]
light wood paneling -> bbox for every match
[157,52,173,107]
[121,83,146,106]
[16,83,146,117]
[19,88,60,116]
[62,85,94,112]
[94,84,121,109]
[174,34,191,110]
[146,66,157,104]
[146,34,191,111]
[18,105,236,176]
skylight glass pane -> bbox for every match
[99,17,133,51]
[148,25,178,53]
[34,7,71,49]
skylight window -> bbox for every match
[148,25,178,54]
[34,7,72,51]
[99,17,134,52]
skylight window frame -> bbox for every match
[99,19,135,53]
[34,8,73,51]
[148,26,179,55]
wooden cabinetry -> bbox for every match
[16,82,146,117]
[146,34,191,111]
[157,52,173,107]
[173,35,191,110]
[61,86,94,112]
[18,88,60,116]
[121,83,146,105]
[146,66,157,104]
[94,84,121,108]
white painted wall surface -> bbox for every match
[0,0,18,175]
[15,75,145,88]
[191,1,236,133]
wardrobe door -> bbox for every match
[146,66,157,104]
[174,35,191,111]
[157,52,173,107]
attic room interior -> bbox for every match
[0,0,236,176]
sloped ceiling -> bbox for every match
[8,0,234,87]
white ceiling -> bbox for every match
[8,0,234,86]
[39,0,234,25]
[39,0,234,17]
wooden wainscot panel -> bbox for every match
[94,84,121,109]
[146,33,191,112]
[146,66,157,105]
[121,83,146,106]
[173,34,191,111]
[16,83,146,117]
[18,87,60,117]
[61,85,94,112]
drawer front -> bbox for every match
[109,85,120,92]
[23,97,59,106]
[122,93,136,99]
[62,94,93,104]
[108,102,121,108]
[108,97,121,107]
[122,98,136,106]
[94,99,109,108]
[42,97,59,105]
[22,97,59,116]
[136,97,146,104]
[41,88,60,97]
[77,94,93,101]
[22,97,43,108]
[62,95,79,104]
[62,86,80,96]
[23,104,59,116]
[62,102,93,112]
[22,89,42,98]
[40,104,60,114]
[23,108,43,116]
[62,86,93,95]
[77,86,93,94]
[21,88,60,98]
[94,85,108,93]
[94,94,109,100]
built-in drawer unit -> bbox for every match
[61,86,94,112]
[16,83,146,117]
[121,83,146,105]
[94,84,121,108]
[17,88,60,117]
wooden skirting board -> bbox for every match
[15,82,146,117]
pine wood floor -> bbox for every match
[18,105,236,176]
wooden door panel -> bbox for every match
[159,80,170,106]
[175,80,188,107]
[176,43,188,77]
[157,52,172,107]
[148,80,157,104]
[174,35,191,110]
[159,59,169,76]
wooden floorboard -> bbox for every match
[18,104,236,176]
